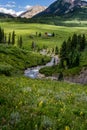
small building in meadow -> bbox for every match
[45,32,52,37]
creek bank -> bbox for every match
[64,68,87,85]
[25,66,87,84]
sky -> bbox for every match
[0,0,55,15]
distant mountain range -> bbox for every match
[20,5,46,18]
[0,5,46,19]
[34,0,87,17]
[0,12,14,18]
[0,0,87,21]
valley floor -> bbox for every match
[0,22,87,130]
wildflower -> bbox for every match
[65,126,70,130]
[80,111,83,116]
[39,100,43,107]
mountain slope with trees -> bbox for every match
[34,0,87,17]
[31,0,87,25]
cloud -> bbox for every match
[5,4,16,8]
[0,7,16,14]
[25,5,32,10]
[0,7,24,16]
[0,3,33,16]
[0,1,16,8]
[8,1,16,4]
[18,5,32,10]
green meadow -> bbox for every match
[0,22,87,50]
[0,76,87,130]
[0,22,87,130]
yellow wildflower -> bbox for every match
[65,126,70,130]
[39,101,43,107]
[80,111,83,116]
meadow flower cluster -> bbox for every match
[0,76,87,130]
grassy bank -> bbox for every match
[0,45,50,75]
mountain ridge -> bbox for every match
[0,12,14,18]
[34,0,87,17]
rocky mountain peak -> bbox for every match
[34,0,87,17]
[20,5,46,18]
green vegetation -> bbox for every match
[0,76,87,130]
[60,33,86,68]
[0,22,87,51]
[40,33,87,77]
[30,15,87,27]
[40,65,82,77]
[0,22,87,130]
[0,45,50,75]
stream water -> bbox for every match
[24,57,57,79]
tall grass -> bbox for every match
[0,76,87,130]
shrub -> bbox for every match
[0,63,13,76]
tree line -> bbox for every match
[59,33,86,68]
[0,27,23,48]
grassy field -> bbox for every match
[0,22,87,50]
[0,76,87,130]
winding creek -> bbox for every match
[24,56,59,79]
[24,55,87,84]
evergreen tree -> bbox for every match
[20,36,23,48]
[60,41,67,68]
[71,33,78,49]
[3,34,7,44]
[68,49,80,68]
[38,32,41,37]
[0,27,5,43]
[77,34,82,51]
[12,31,16,45]
[59,33,83,69]
[18,36,23,48]
[52,32,55,37]
[81,34,86,50]
[60,41,67,58]
[66,36,72,51]
[8,33,11,45]
[1,29,4,43]
[0,27,2,43]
